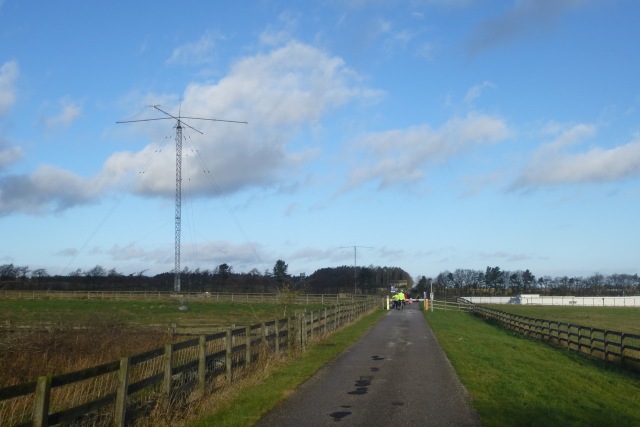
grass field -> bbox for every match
[483,304,640,335]
[0,299,328,387]
[0,299,326,326]
[426,310,640,427]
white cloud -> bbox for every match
[42,98,82,128]
[15,40,375,215]
[110,41,375,199]
[0,137,23,171]
[0,164,103,215]
[463,81,496,105]
[166,31,221,65]
[0,60,18,115]
[343,112,510,190]
[512,124,640,188]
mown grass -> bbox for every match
[425,310,640,427]
[183,309,387,427]
[483,304,640,335]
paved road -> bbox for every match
[254,304,481,426]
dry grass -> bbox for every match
[0,320,176,387]
[134,343,293,427]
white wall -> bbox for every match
[462,295,640,306]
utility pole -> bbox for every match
[339,245,372,295]
[117,105,246,292]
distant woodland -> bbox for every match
[414,267,639,298]
[2,262,638,297]
[0,262,412,295]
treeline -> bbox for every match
[413,266,640,298]
[0,262,412,295]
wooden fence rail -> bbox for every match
[471,305,640,372]
[430,298,473,312]
[0,299,379,427]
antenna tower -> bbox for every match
[339,245,372,295]
[117,105,246,292]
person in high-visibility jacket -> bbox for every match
[392,292,401,309]
[393,291,404,310]
[396,291,405,310]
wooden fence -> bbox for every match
[0,290,362,305]
[429,298,474,312]
[0,299,379,427]
[471,305,640,372]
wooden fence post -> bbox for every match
[275,320,280,354]
[304,313,309,347]
[163,344,174,399]
[246,325,252,367]
[115,357,130,427]
[324,307,328,336]
[286,316,292,354]
[32,375,52,427]
[198,335,206,395]
[621,333,627,365]
[226,329,233,382]
[298,312,305,350]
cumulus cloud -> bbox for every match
[512,124,640,189]
[467,0,589,53]
[107,40,380,199]
[0,164,103,215]
[343,112,510,190]
[0,60,18,115]
[0,39,378,216]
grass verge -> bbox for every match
[182,308,387,427]
[425,310,640,427]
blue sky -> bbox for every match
[1,0,639,282]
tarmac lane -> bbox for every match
[253,304,481,426]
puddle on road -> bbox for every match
[329,411,352,422]
[347,375,373,395]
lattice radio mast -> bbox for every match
[339,245,372,295]
[117,105,246,292]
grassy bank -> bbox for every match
[425,310,640,426]
[183,308,387,427]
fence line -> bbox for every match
[0,290,367,305]
[429,298,473,312]
[470,305,640,373]
[0,299,379,427]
